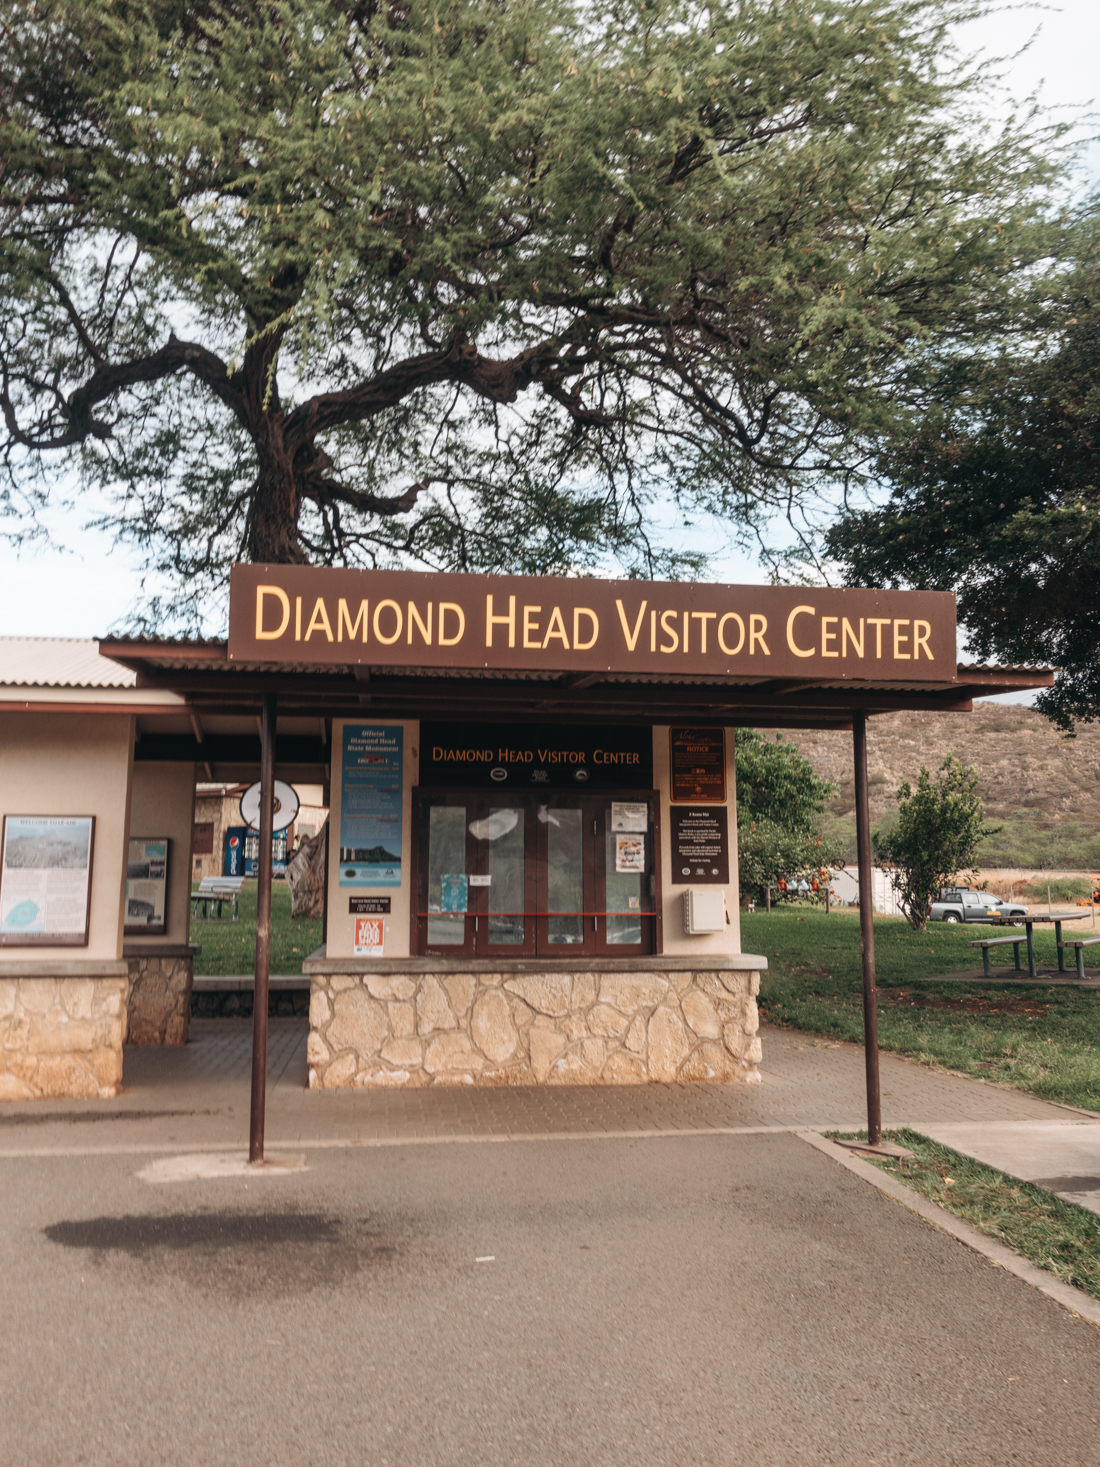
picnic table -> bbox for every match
[975,909,1094,979]
[191,876,245,921]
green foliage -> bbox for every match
[734,729,836,833]
[873,755,999,929]
[827,214,1100,727]
[736,821,842,904]
[0,0,1069,620]
[191,879,321,975]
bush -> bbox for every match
[737,821,844,904]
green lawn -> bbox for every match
[191,881,321,977]
[832,1128,1100,1302]
[744,907,1100,1111]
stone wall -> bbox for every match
[307,968,761,1089]
[0,974,129,1099]
[126,954,193,1045]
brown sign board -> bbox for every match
[228,564,955,682]
[670,806,730,885]
[670,727,726,803]
[349,896,391,914]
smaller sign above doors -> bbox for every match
[420,723,653,789]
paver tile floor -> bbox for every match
[0,1019,1081,1154]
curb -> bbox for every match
[798,1130,1100,1328]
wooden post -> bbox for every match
[853,711,882,1146]
[249,690,277,1165]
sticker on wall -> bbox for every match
[339,725,403,887]
[614,835,646,873]
[610,801,648,833]
[440,873,469,912]
[353,915,385,957]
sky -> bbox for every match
[1,0,1097,646]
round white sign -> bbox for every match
[239,779,300,833]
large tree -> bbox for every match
[0,0,1064,622]
[827,216,1100,729]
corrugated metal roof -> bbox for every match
[0,637,137,688]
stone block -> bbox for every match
[0,1072,35,1100]
[61,979,95,1020]
[416,976,457,1034]
[743,1000,760,1036]
[470,990,519,1064]
[681,990,721,1039]
[306,1030,330,1066]
[504,973,571,1017]
[328,987,389,1058]
[391,1001,416,1037]
[624,1014,647,1055]
[322,1052,358,1088]
[442,974,477,1018]
[678,1041,740,1082]
[381,1037,423,1067]
[562,1014,587,1041]
[0,981,15,1021]
[365,974,416,1001]
[598,972,668,1013]
[92,1046,123,1091]
[309,988,332,1028]
[602,1051,647,1084]
[29,1021,97,1056]
[550,1049,597,1083]
[424,1033,483,1073]
[354,1067,412,1088]
[647,1006,689,1082]
[329,974,355,993]
[588,1003,628,1038]
[33,1054,100,1099]
[17,980,56,1015]
[572,973,598,1010]
[528,1026,567,1081]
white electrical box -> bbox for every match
[683,888,725,934]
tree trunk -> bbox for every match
[247,414,307,563]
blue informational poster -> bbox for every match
[339,725,403,887]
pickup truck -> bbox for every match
[929,887,1028,924]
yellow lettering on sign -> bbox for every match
[615,599,647,652]
[691,611,717,653]
[659,610,679,653]
[438,602,465,646]
[821,616,839,658]
[255,585,290,640]
[786,605,815,658]
[718,612,745,656]
[304,597,334,642]
[893,619,911,659]
[913,619,933,660]
[542,606,569,649]
[573,607,599,651]
[337,598,369,642]
[842,617,864,658]
[487,594,516,648]
[867,618,890,657]
[372,599,402,645]
[523,605,542,648]
[407,601,432,646]
[750,615,770,656]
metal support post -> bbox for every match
[853,712,882,1146]
[249,690,277,1165]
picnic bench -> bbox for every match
[191,876,245,920]
[968,935,1026,978]
[1059,935,1100,980]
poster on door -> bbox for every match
[353,915,385,956]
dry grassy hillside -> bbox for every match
[779,706,1100,865]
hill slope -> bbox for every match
[778,706,1100,868]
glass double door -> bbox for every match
[415,791,657,957]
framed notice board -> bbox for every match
[125,837,169,935]
[670,806,730,884]
[669,727,726,803]
[0,815,96,946]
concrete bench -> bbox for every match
[191,877,245,921]
[1059,935,1100,980]
[968,935,1025,978]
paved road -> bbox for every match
[2,1132,1098,1465]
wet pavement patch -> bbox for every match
[0,1109,212,1127]
[44,1209,401,1298]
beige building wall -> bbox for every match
[0,710,135,962]
[325,719,419,960]
[127,762,196,946]
[654,725,742,957]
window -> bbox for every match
[413,791,659,957]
